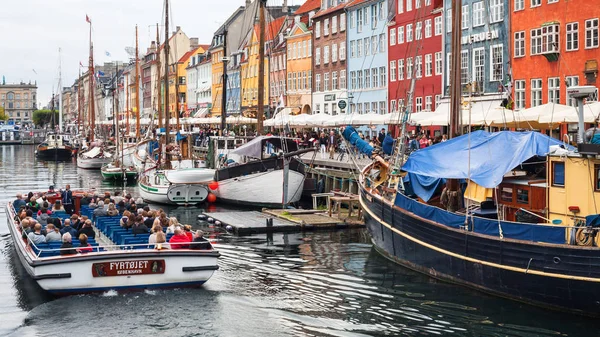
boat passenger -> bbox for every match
[189,230,212,250]
[60,219,78,238]
[135,197,147,209]
[37,208,50,226]
[148,223,163,246]
[13,194,26,210]
[60,184,74,215]
[159,212,169,227]
[52,200,65,212]
[144,211,155,228]
[20,219,31,239]
[88,197,98,209]
[169,227,191,249]
[183,225,193,241]
[60,233,77,255]
[76,234,93,254]
[37,205,52,217]
[45,224,62,242]
[117,201,127,214]
[70,214,82,231]
[120,210,131,228]
[155,232,170,250]
[93,201,107,218]
[28,223,47,245]
[80,193,92,206]
[166,217,179,233]
[107,203,119,217]
[27,197,39,213]
[132,216,149,235]
[103,199,111,209]
[77,220,96,239]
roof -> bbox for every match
[178,47,200,64]
[294,0,321,15]
[198,44,211,51]
[345,0,375,9]
[313,2,347,19]
[253,16,287,42]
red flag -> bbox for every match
[85,15,91,23]
[79,61,84,67]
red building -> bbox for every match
[511,0,598,112]
[388,0,444,126]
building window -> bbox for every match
[446,9,452,33]
[324,45,329,64]
[357,70,363,89]
[515,80,526,110]
[379,34,386,52]
[350,11,355,29]
[398,26,405,44]
[416,21,422,40]
[390,61,396,81]
[435,52,442,75]
[416,97,422,112]
[425,19,432,38]
[315,47,321,65]
[324,18,329,36]
[379,101,386,114]
[415,56,422,78]
[552,162,565,187]
[398,0,404,13]
[566,76,579,107]
[350,71,356,90]
[489,0,503,23]
[316,74,321,91]
[531,25,559,55]
[566,22,579,51]
[324,72,329,91]
[501,187,514,202]
[531,0,541,7]
[372,68,379,87]
[365,38,371,56]
[473,1,484,27]
[316,21,321,38]
[425,54,432,77]
[390,28,396,46]
[332,71,338,90]
[490,45,503,81]
[364,69,371,89]
[515,0,524,11]
[332,43,338,62]
[340,13,346,31]
[324,103,329,114]
[332,15,337,34]
[371,4,378,29]
[339,43,346,60]
[531,79,542,107]
[398,59,404,80]
[391,99,397,112]
[380,66,386,86]
[425,96,432,111]
[357,9,363,32]
[585,19,599,49]
[473,48,484,84]
[350,41,356,58]
[514,31,525,57]
[435,95,442,108]
[434,16,442,36]
[407,24,413,42]
[340,70,346,89]
[407,57,413,79]
[357,39,363,57]
[461,50,469,84]
[406,0,412,11]
[548,77,560,103]
[595,165,600,191]
[462,5,469,30]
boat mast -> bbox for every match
[164,0,171,147]
[126,62,130,135]
[88,19,95,142]
[444,0,463,212]
[77,68,82,135]
[256,0,266,135]
[175,57,180,132]
[135,25,141,139]
[114,63,120,165]
[220,29,228,134]
[58,47,63,133]
[156,24,163,130]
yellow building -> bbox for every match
[168,43,209,118]
[210,43,225,116]
[285,21,313,114]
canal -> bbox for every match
[0,145,596,336]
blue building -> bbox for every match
[346,0,389,135]
[226,52,242,115]
[442,0,510,108]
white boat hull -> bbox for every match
[77,156,111,169]
[139,168,214,205]
[214,169,305,207]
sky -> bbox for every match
[0,0,302,107]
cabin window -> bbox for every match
[501,187,513,202]
[552,162,565,187]
[516,188,529,204]
[595,165,600,191]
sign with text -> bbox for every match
[461,30,499,45]
[92,260,165,277]
[324,94,336,101]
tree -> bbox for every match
[32,110,59,127]
[0,107,8,122]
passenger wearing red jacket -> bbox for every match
[169,227,191,249]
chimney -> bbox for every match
[282,0,288,14]
[245,0,251,6]
[173,26,181,35]
[190,38,199,50]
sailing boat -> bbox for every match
[138,1,215,205]
[36,93,73,161]
[77,16,112,169]
[344,0,600,317]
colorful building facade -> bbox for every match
[286,20,314,114]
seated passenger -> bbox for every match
[77,220,96,239]
[189,230,213,250]
[45,223,62,242]
[93,201,107,218]
[183,225,193,241]
[148,223,163,245]
[155,231,170,250]
[106,203,119,217]
[88,197,98,209]
[166,217,179,234]
[60,219,78,238]
[37,208,51,226]
[80,193,92,206]
[76,234,93,254]
[60,232,77,255]
[52,200,65,213]
[120,210,131,228]
[27,197,39,214]
[132,216,149,235]
[13,193,27,211]
[169,227,191,249]
[27,223,46,245]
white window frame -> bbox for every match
[315,47,321,65]
[566,22,579,51]
[585,18,599,49]
[350,41,356,58]
[514,0,524,11]
[398,59,404,80]
[398,0,404,13]
[461,50,469,85]
[566,76,579,106]
[548,77,560,104]
[390,60,396,81]
[332,15,338,34]
[416,21,422,40]
[398,26,405,44]
[531,0,541,8]
[489,0,504,24]
[472,47,485,84]
[462,5,469,30]
[415,97,422,112]
[435,52,442,75]
[316,21,321,38]
[407,0,412,12]
[415,56,422,78]
[340,70,346,89]
[340,13,346,31]
[434,16,442,36]
[425,96,432,111]
[446,9,452,33]
[425,54,432,77]
[407,57,413,79]
[473,2,485,27]
[324,18,330,36]
[425,19,432,38]
[515,80,526,110]
[407,24,413,42]
[390,28,396,46]
[324,45,330,64]
[332,43,338,62]
[339,42,346,60]
[531,79,542,107]
[490,44,503,82]
[514,31,525,57]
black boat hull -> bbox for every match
[36,148,73,161]
[361,188,600,316]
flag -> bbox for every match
[277,94,285,109]
[85,15,91,23]
[105,51,111,57]
[79,61,84,67]
[96,70,105,77]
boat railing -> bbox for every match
[29,242,212,259]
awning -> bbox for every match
[421,99,505,126]
[193,108,209,118]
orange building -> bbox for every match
[286,21,313,114]
[511,0,599,114]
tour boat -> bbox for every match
[5,200,219,295]
[211,136,314,207]
[35,133,73,161]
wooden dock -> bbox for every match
[202,208,364,235]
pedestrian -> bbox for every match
[327,131,337,160]
[377,128,386,145]
[318,132,327,159]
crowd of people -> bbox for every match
[12,187,213,255]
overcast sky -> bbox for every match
[0,0,302,107]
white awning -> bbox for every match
[193,108,209,118]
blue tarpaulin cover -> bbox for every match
[343,126,373,158]
[382,134,395,155]
[402,131,570,189]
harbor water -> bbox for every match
[0,145,597,337]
